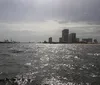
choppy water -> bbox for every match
[0,43,100,85]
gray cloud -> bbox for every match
[57,0,100,23]
[0,0,100,23]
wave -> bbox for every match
[0,77,100,85]
[9,49,24,54]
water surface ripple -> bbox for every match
[0,43,100,85]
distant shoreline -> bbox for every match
[0,42,99,45]
[0,42,19,44]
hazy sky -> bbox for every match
[0,0,100,42]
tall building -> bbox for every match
[59,37,62,43]
[68,33,76,43]
[62,29,69,43]
[48,37,52,43]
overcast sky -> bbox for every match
[0,0,100,42]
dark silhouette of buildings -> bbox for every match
[59,37,62,43]
[94,39,98,44]
[43,29,99,44]
[62,29,69,43]
[82,38,92,43]
[68,33,76,43]
[48,37,52,43]
[0,39,18,43]
[43,40,47,43]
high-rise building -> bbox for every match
[59,37,62,43]
[68,34,71,43]
[68,33,76,43]
[62,29,69,43]
[48,37,52,43]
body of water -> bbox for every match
[0,43,100,85]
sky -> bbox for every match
[0,0,100,42]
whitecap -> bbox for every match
[25,63,31,66]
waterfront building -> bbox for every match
[62,29,69,43]
[44,41,47,43]
[68,34,71,43]
[68,33,76,43]
[49,37,52,43]
[82,38,92,43]
[59,37,62,43]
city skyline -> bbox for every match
[0,28,99,43]
[47,29,98,44]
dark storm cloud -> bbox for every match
[0,0,100,23]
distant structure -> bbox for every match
[68,33,76,43]
[59,37,62,43]
[94,39,98,44]
[43,29,99,44]
[82,38,92,43]
[62,29,69,43]
[4,40,9,43]
[0,39,18,43]
[48,37,52,43]
[44,40,47,43]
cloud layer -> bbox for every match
[0,0,100,42]
[0,0,100,23]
